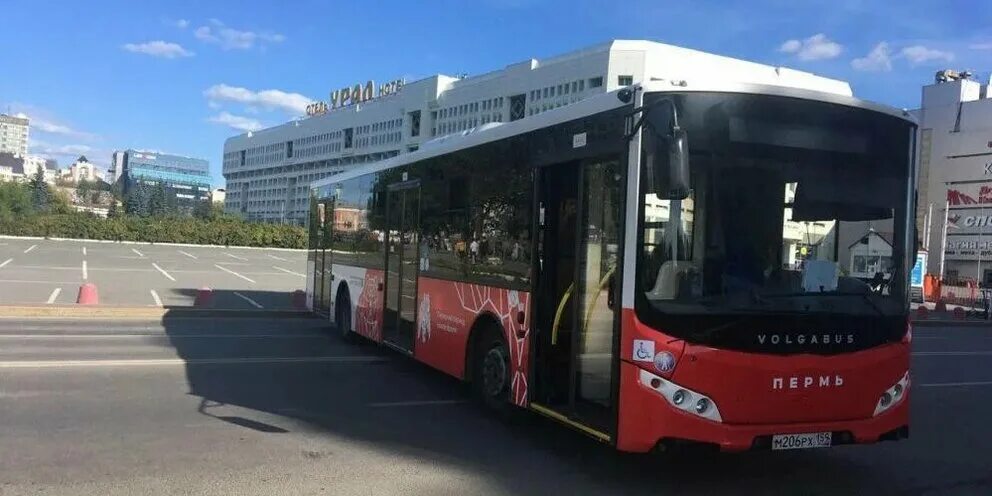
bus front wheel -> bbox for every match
[473,325,510,412]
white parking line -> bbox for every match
[369,400,468,408]
[82,260,88,280]
[82,246,87,256]
[132,248,145,257]
[233,291,264,309]
[152,263,176,281]
[178,250,198,259]
[0,356,387,369]
[919,381,992,388]
[23,245,36,254]
[46,288,61,304]
[268,254,287,261]
[273,266,306,277]
[0,258,11,269]
[150,289,163,307]
[215,264,256,283]
[225,252,248,261]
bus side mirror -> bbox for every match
[666,128,690,200]
[643,99,690,200]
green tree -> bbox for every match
[29,168,50,213]
[125,182,149,217]
[76,179,92,204]
[107,201,120,219]
[0,182,33,216]
[148,183,167,217]
[164,189,179,217]
[110,181,124,202]
[192,200,214,220]
[50,189,73,214]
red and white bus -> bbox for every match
[306,80,916,453]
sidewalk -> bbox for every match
[911,301,992,325]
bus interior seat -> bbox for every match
[648,261,697,300]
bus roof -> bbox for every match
[310,79,915,192]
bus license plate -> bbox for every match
[771,432,832,450]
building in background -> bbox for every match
[0,114,29,157]
[0,152,24,182]
[115,149,211,209]
[916,70,992,284]
[222,39,848,224]
[210,188,225,204]
[108,151,125,183]
[59,156,102,183]
[0,153,58,183]
[23,155,58,183]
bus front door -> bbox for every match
[533,158,621,437]
[312,199,333,315]
[383,182,421,352]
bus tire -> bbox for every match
[335,288,353,342]
[472,323,511,413]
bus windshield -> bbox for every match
[635,92,914,340]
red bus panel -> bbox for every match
[414,277,531,407]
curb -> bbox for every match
[0,305,316,319]
[0,235,306,253]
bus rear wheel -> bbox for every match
[473,326,510,412]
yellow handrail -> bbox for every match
[551,265,616,346]
[581,265,616,334]
[551,282,574,346]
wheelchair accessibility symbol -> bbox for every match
[633,339,655,362]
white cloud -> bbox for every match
[778,39,802,53]
[900,45,954,65]
[209,112,264,132]
[970,42,992,50]
[31,140,95,158]
[175,19,189,29]
[204,84,311,115]
[10,105,95,139]
[778,33,843,61]
[194,19,284,50]
[122,40,194,59]
[851,42,893,72]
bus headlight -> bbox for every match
[638,369,722,423]
[873,371,910,417]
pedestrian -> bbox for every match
[470,238,480,264]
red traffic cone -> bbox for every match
[194,287,213,307]
[76,283,99,305]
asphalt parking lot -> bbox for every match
[0,315,989,495]
[0,237,307,309]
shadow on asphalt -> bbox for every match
[169,288,304,311]
[157,299,906,495]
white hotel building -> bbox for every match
[916,71,992,284]
[222,40,848,224]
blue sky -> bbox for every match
[0,0,989,186]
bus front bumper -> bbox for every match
[616,363,910,453]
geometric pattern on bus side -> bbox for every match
[355,269,385,342]
[454,283,531,407]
